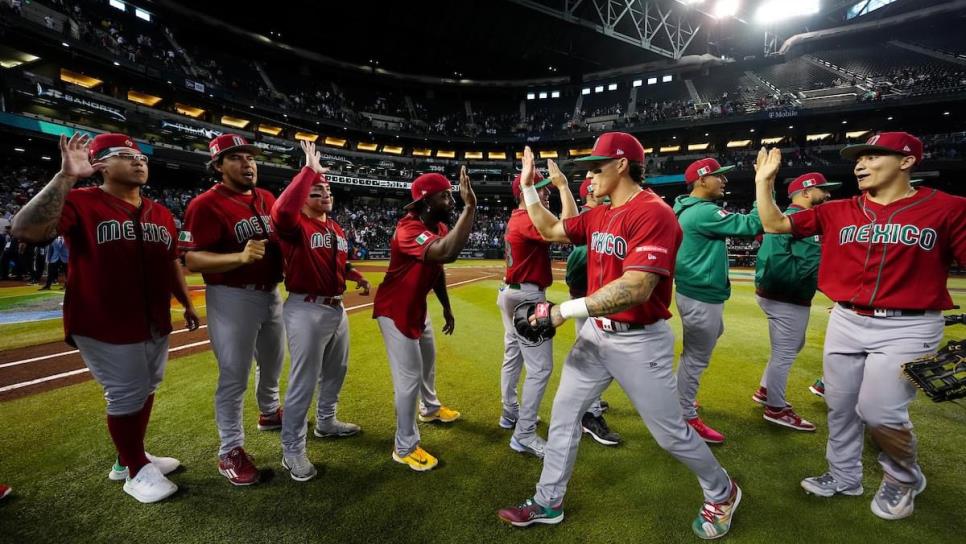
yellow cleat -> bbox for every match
[418,406,461,423]
[392,447,439,472]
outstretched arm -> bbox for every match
[548,159,578,220]
[519,147,570,243]
[542,270,660,327]
[424,166,477,264]
[272,140,327,232]
[754,147,793,234]
[12,133,106,243]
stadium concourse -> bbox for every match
[0,0,965,543]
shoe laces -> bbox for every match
[813,472,837,486]
[877,480,908,506]
[700,500,725,523]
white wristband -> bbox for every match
[522,184,541,206]
[560,298,590,319]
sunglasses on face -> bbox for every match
[102,152,149,163]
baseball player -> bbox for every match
[270,141,368,482]
[753,132,966,520]
[180,134,285,486]
[806,178,925,400]
[673,157,762,444]
[499,136,741,540]
[752,173,841,432]
[564,177,620,446]
[373,169,476,472]
[12,133,199,503]
[498,162,577,458]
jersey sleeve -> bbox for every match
[788,206,822,238]
[947,196,966,266]
[179,197,222,252]
[57,191,81,235]
[395,219,442,261]
[693,203,763,238]
[562,211,589,246]
[622,207,679,277]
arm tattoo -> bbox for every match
[585,272,661,316]
[14,173,74,240]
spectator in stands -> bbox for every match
[41,235,68,290]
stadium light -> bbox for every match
[607,83,617,91]
[806,133,832,142]
[464,151,483,160]
[581,88,591,95]
[760,136,784,144]
[633,80,643,87]
[726,139,752,148]
[220,116,249,129]
[594,86,604,93]
[647,77,657,85]
[660,145,681,153]
[755,0,818,24]
[688,143,710,151]
[135,8,151,22]
[662,75,673,83]
[551,91,560,98]
[712,0,739,19]
[109,0,126,12]
[539,92,548,99]
[846,130,870,139]
[526,93,535,100]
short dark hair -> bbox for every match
[628,161,644,184]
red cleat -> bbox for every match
[687,417,725,444]
[218,447,260,486]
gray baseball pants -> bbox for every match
[74,333,168,416]
[534,318,731,507]
[206,285,285,456]
[573,317,604,418]
[675,292,725,420]
[377,316,443,457]
[498,284,553,441]
[756,295,811,409]
[280,295,350,457]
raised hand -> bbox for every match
[519,146,535,188]
[754,147,782,186]
[547,158,567,188]
[60,133,105,181]
[459,165,476,209]
[300,140,327,175]
[239,239,266,264]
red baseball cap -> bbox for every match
[787,172,841,197]
[685,157,735,185]
[511,171,550,200]
[404,173,453,210]
[573,132,646,163]
[207,134,260,164]
[840,132,923,165]
[88,133,141,162]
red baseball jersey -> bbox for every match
[563,188,682,325]
[789,188,966,310]
[503,208,552,288]
[372,213,449,339]
[57,187,177,345]
[179,184,283,286]
[271,168,349,296]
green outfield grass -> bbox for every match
[0,268,964,543]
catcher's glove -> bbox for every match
[513,301,556,344]
[902,339,966,403]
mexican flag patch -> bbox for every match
[415,231,433,245]
[178,231,193,243]
[716,209,730,218]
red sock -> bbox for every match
[107,410,149,478]
[137,394,155,442]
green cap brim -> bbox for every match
[710,165,736,175]
[534,178,552,190]
[573,155,615,163]
[816,182,842,189]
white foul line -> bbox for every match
[0,274,498,393]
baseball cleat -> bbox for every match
[0,484,11,501]
[801,472,864,497]
[509,435,546,458]
[581,413,621,446]
[257,407,283,431]
[871,474,926,520]
[751,386,767,405]
[392,446,438,472]
[109,453,181,481]
[809,378,825,398]
[686,417,725,444]
[418,406,461,423]
[218,447,260,486]
[282,453,318,482]
[763,407,816,432]
[497,497,564,527]
[692,480,741,540]
[313,418,361,438]
[499,415,516,430]
[122,462,178,504]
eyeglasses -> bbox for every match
[102,152,149,163]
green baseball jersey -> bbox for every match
[754,205,821,305]
[672,195,763,304]
[565,245,588,297]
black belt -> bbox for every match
[224,283,277,292]
[839,303,925,318]
[302,295,343,306]
[593,317,647,332]
[506,282,545,292]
